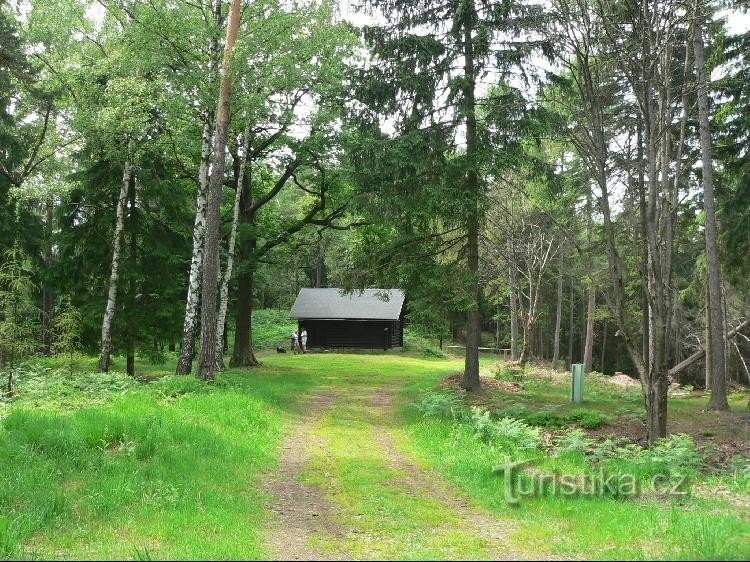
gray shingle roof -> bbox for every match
[290,288,405,320]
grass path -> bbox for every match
[260,366,531,560]
[5,353,747,559]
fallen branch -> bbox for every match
[668,317,750,377]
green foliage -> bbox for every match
[493,403,607,429]
[555,428,594,455]
[403,329,446,358]
[468,407,540,452]
[0,247,40,393]
[568,408,608,429]
[52,302,82,374]
[591,434,702,486]
[493,402,530,418]
[251,309,297,349]
[415,391,465,420]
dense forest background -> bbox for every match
[1,0,749,443]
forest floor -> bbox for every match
[1,352,748,559]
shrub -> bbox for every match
[640,433,701,481]
[494,367,514,382]
[421,345,446,358]
[524,410,567,428]
[568,408,608,429]
[555,429,593,455]
[415,392,466,420]
[468,407,539,452]
[591,434,701,486]
[493,403,529,419]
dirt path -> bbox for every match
[262,391,350,560]
[262,383,528,560]
[368,387,525,561]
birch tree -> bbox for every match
[196,0,242,381]
[176,0,223,375]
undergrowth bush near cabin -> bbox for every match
[555,429,594,455]
[415,393,539,453]
[494,402,608,430]
[468,407,540,452]
[403,331,446,358]
[252,309,298,349]
[568,408,608,429]
[590,434,702,487]
[415,392,466,420]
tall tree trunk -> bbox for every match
[214,140,246,370]
[176,0,222,375]
[637,119,650,375]
[509,257,520,361]
[176,119,213,375]
[495,305,501,351]
[567,275,574,369]
[693,1,729,410]
[230,268,258,367]
[553,252,563,369]
[229,150,259,367]
[600,321,607,374]
[461,2,481,391]
[644,93,669,444]
[197,0,242,381]
[583,193,595,374]
[583,289,595,373]
[126,170,137,377]
[41,198,54,355]
[99,141,133,372]
[519,277,539,366]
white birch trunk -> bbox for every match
[98,143,133,372]
[214,155,244,370]
[176,119,212,374]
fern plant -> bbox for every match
[52,301,83,376]
[0,247,40,395]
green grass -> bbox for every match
[0,359,318,559]
[1,352,748,560]
[396,373,750,560]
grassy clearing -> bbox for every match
[397,366,750,560]
[1,352,748,560]
[299,376,496,559]
[0,357,318,559]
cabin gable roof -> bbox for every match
[290,288,405,321]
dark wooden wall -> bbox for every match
[298,319,403,349]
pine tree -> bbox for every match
[352,0,547,390]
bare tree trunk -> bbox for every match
[99,141,133,372]
[584,289,596,373]
[693,0,729,410]
[42,198,54,355]
[495,305,501,351]
[176,0,222,375]
[567,275,574,369]
[600,321,607,373]
[176,119,212,375]
[583,193,595,374]
[509,261,520,361]
[197,0,242,381]
[229,150,259,368]
[519,273,546,366]
[553,252,563,369]
[214,142,246,370]
[126,170,137,377]
[461,2,481,391]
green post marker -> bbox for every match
[571,363,584,404]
